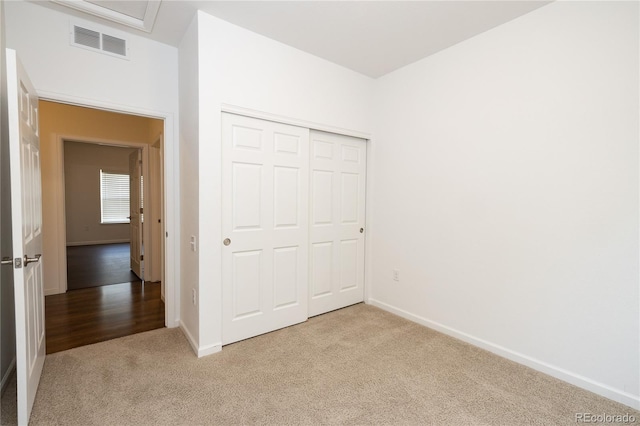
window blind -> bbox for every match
[100,170,130,223]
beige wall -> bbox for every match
[64,142,135,245]
[39,101,163,294]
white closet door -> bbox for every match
[309,130,367,317]
[222,113,309,345]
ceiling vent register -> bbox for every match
[70,23,129,59]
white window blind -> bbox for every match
[100,170,129,223]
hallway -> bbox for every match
[46,243,164,354]
[45,282,164,354]
[66,243,139,290]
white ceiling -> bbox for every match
[39,0,552,78]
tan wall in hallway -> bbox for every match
[39,101,163,295]
[63,142,135,245]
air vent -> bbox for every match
[102,34,127,56]
[74,26,100,49]
[70,23,129,60]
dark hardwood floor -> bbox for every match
[66,243,140,290]
[45,282,165,354]
[46,243,164,354]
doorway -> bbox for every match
[63,141,142,290]
[39,101,166,352]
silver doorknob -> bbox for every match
[223,238,231,246]
[1,257,12,266]
[23,254,41,266]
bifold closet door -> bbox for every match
[222,113,309,345]
[309,130,367,317]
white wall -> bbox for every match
[64,142,135,245]
[0,0,17,396]
[5,0,181,326]
[178,15,200,352]
[192,11,374,355]
[371,1,639,408]
[4,1,177,115]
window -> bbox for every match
[100,170,129,223]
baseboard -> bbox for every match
[0,358,16,397]
[198,342,222,358]
[179,323,222,358]
[179,323,199,357]
[368,298,640,410]
[66,239,130,247]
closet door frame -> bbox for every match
[220,105,373,341]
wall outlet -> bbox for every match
[393,269,400,282]
[192,288,197,306]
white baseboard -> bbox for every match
[198,342,222,358]
[66,239,130,247]
[368,298,640,410]
[0,358,16,397]
[179,323,199,356]
[179,323,222,358]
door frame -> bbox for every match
[150,135,164,285]
[39,91,179,328]
[56,136,150,286]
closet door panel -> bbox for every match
[309,130,367,317]
[222,113,309,345]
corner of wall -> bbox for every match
[178,12,200,343]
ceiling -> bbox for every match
[84,0,150,20]
[37,0,552,78]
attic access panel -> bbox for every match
[52,0,161,33]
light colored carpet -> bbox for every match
[3,304,639,425]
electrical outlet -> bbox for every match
[393,269,400,282]
[192,288,197,306]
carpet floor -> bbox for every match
[3,304,638,425]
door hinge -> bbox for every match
[140,207,143,214]
[140,254,144,261]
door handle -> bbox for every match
[223,238,231,246]
[1,257,12,266]
[23,254,41,266]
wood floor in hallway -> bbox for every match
[66,243,140,290]
[45,281,165,354]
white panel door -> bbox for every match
[6,49,45,425]
[309,130,366,317]
[222,113,309,345]
[129,149,143,279]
